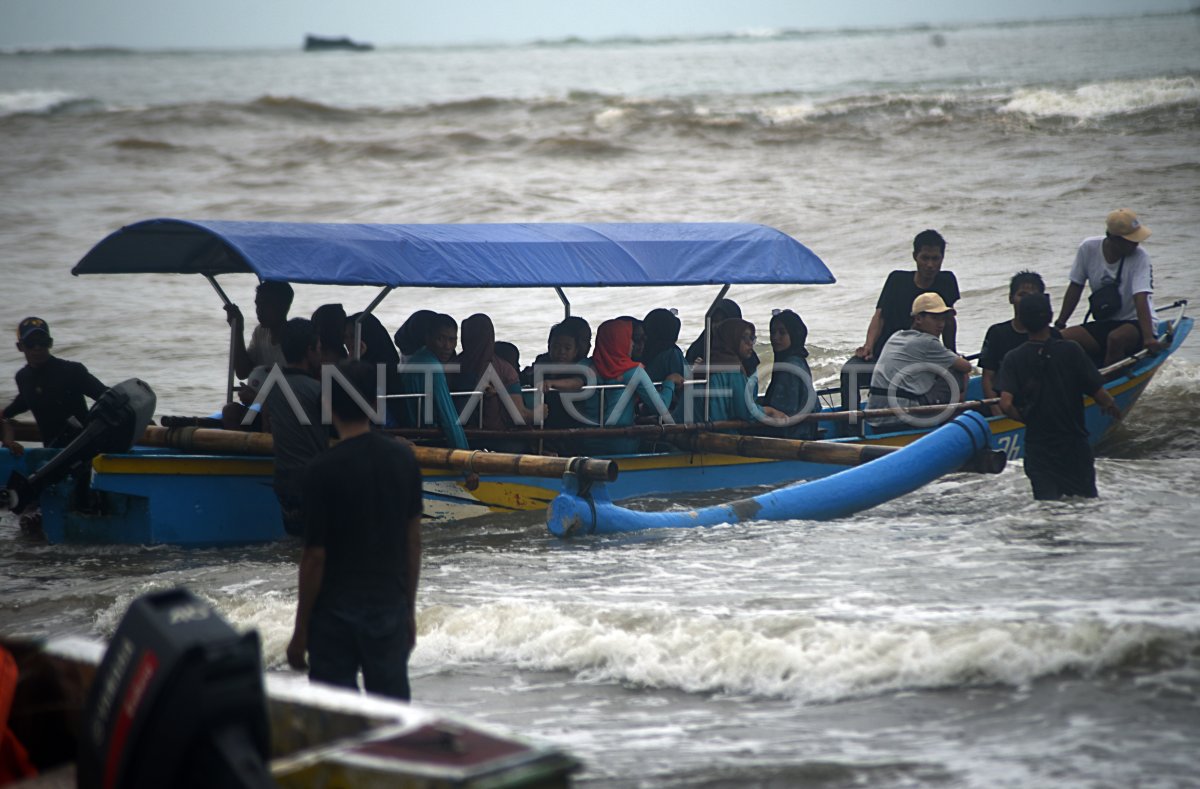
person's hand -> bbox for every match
[854,345,873,361]
[463,472,480,491]
[536,404,549,422]
[540,379,556,393]
[286,631,308,670]
[236,384,257,405]
[224,304,244,329]
[1,439,24,457]
[1053,320,1068,330]
[1144,336,1167,354]
[1102,401,1123,421]
[665,373,685,385]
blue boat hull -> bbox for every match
[4,316,1189,545]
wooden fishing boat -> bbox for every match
[1,220,1189,544]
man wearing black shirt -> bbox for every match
[841,229,959,410]
[996,294,1121,500]
[856,229,960,361]
[979,271,1061,415]
[287,361,423,700]
[2,317,107,454]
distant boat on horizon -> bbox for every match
[303,34,373,52]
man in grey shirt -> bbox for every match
[866,293,973,431]
[264,318,329,536]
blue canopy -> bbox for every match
[71,218,834,287]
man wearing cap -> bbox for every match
[864,293,973,431]
[1054,208,1164,366]
[997,294,1122,500]
[2,318,109,455]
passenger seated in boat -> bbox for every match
[393,309,437,363]
[219,364,268,431]
[686,298,759,375]
[759,309,818,439]
[494,341,520,374]
[226,280,292,379]
[842,229,959,411]
[523,319,592,455]
[578,319,679,456]
[397,313,468,450]
[639,308,689,414]
[979,271,1060,415]
[345,312,402,424]
[689,318,758,426]
[312,303,349,366]
[453,313,544,453]
[1054,208,1165,366]
[619,316,646,362]
[865,294,973,432]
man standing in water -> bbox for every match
[842,229,960,410]
[979,271,1061,415]
[287,361,423,700]
[997,294,1122,500]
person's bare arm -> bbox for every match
[405,515,422,650]
[1133,292,1165,353]
[1093,386,1122,420]
[855,309,884,360]
[941,315,957,353]
[1055,282,1084,329]
[998,391,1022,421]
[981,369,1004,415]
[225,305,253,379]
[287,546,326,670]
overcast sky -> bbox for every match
[1,0,1194,49]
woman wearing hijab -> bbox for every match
[311,304,348,366]
[393,309,437,361]
[760,309,818,439]
[454,313,541,452]
[699,318,758,424]
[579,318,681,456]
[685,298,759,375]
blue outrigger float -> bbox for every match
[1,219,1191,543]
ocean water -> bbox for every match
[2,12,1200,787]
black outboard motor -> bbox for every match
[1,378,156,514]
[77,588,274,789]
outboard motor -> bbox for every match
[77,588,274,789]
[0,378,156,514]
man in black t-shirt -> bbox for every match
[2,317,108,454]
[979,271,1062,415]
[287,361,423,701]
[996,294,1121,500]
[841,230,959,411]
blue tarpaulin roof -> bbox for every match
[71,218,834,287]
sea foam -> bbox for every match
[1001,77,1199,119]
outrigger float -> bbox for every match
[0,219,1191,543]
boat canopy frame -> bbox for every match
[73,218,836,403]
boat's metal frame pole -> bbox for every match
[205,275,237,404]
[352,286,394,361]
[555,287,571,318]
[702,284,731,422]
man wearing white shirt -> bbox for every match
[1054,208,1165,366]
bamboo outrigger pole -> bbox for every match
[136,426,618,482]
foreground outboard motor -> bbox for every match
[77,588,274,789]
[0,378,156,514]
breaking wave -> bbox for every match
[1001,76,1200,119]
[0,89,103,118]
[414,600,1200,702]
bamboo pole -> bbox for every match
[672,432,896,466]
[384,398,1002,442]
[136,426,617,482]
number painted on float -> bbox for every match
[994,433,1023,460]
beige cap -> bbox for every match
[911,292,955,316]
[1106,208,1150,243]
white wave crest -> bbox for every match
[0,89,88,117]
[416,600,1189,702]
[1001,77,1200,119]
